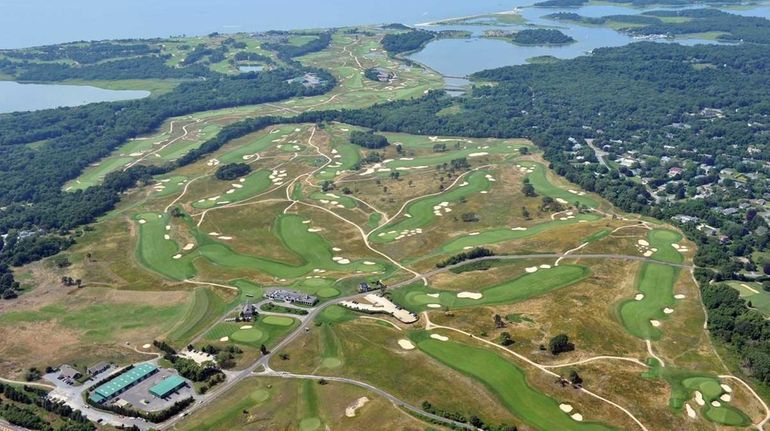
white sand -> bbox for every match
[720,393,731,402]
[650,320,661,327]
[172,254,182,259]
[457,291,483,300]
[556,198,568,204]
[685,403,697,419]
[674,294,686,299]
[672,243,681,249]
[525,266,538,273]
[539,264,552,269]
[511,227,527,231]
[721,384,732,393]
[345,397,370,418]
[571,413,583,422]
[398,339,416,350]
[363,261,376,265]
[635,293,645,301]
[183,243,195,251]
[240,325,253,329]
[332,247,342,251]
[209,232,220,236]
[664,308,674,314]
[638,239,650,246]
[430,334,449,341]
[338,259,351,265]
[711,401,721,407]
[138,219,146,224]
[468,232,480,236]
[165,225,171,231]
[218,236,233,240]
[427,293,440,298]
[164,234,170,240]
[559,404,574,413]
[142,343,151,349]
[468,152,489,157]
[219,336,229,342]
[694,391,705,406]
[308,228,322,232]
[643,250,654,257]
[427,304,441,309]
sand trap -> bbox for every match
[142,343,151,349]
[308,228,322,232]
[172,254,182,259]
[539,264,552,269]
[427,293,440,298]
[559,404,574,413]
[525,266,538,273]
[457,291,483,300]
[398,339,415,350]
[720,393,731,402]
[511,227,527,231]
[430,334,449,341]
[685,403,697,419]
[240,325,253,329]
[165,225,171,231]
[468,232,480,236]
[338,259,351,265]
[571,413,583,422]
[674,294,686,299]
[556,198,568,204]
[650,320,661,327]
[721,384,732,393]
[219,336,229,342]
[643,250,654,257]
[183,243,195,251]
[468,152,489,157]
[711,401,721,407]
[694,391,705,406]
[363,261,376,265]
[638,239,650,247]
[138,219,146,224]
[635,294,645,301]
[164,234,170,240]
[345,397,370,418]
[332,247,342,251]
[427,304,441,309]
[664,308,674,314]
[218,236,233,240]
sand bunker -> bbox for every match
[398,339,415,350]
[430,334,449,341]
[218,236,233,240]
[468,152,489,157]
[240,325,253,329]
[525,266,538,273]
[559,404,574,413]
[720,394,731,402]
[172,254,182,259]
[638,239,650,247]
[539,264,552,269]
[571,413,583,422]
[635,294,645,301]
[457,292,483,300]
[345,397,370,418]
[308,228,322,233]
[674,294,686,299]
[427,304,441,309]
[427,293,440,298]
[511,227,527,231]
[721,384,732,393]
[164,234,170,240]
[694,391,705,406]
[685,403,697,418]
[363,261,376,265]
[183,243,195,251]
[220,336,229,342]
[138,219,146,224]
[711,401,721,407]
[556,198,569,204]
[142,344,151,349]
[664,308,674,314]
[650,320,661,327]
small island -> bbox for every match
[486,29,576,46]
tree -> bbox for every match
[549,334,575,355]
[499,332,514,346]
[522,181,537,197]
[521,206,530,219]
[260,344,269,355]
[214,163,252,181]
[569,369,583,385]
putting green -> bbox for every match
[230,328,266,343]
[321,357,342,368]
[192,170,272,209]
[299,418,322,431]
[647,229,683,264]
[412,332,616,430]
[521,162,598,208]
[316,287,341,298]
[618,263,678,340]
[704,405,751,426]
[394,265,590,310]
[372,170,492,243]
[134,212,197,281]
[262,316,295,326]
[441,213,601,252]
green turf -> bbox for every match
[262,316,295,327]
[411,332,617,430]
[316,287,341,298]
[309,192,357,209]
[647,229,684,264]
[231,328,266,343]
[371,170,492,242]
[167,288,234,345]
[204,315,297,347]
[441,213,601,252]
[134,212,196,281]
[618,263,679,340]
[584,228,611,243]
[218,125,298,164]
[192,170,272,209]
[393,264,590,311]
[521,162,598,208]
[726,281,770,316]
[315,305,358,325]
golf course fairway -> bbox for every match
[411,331,617,430]
[619,263,679,340]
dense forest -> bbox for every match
[349,130,390,149]
[509,29,575,45]
[262,32,333,62]
[0,56,212,81]
[381,30,436,55]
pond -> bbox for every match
[0,81,150,113]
